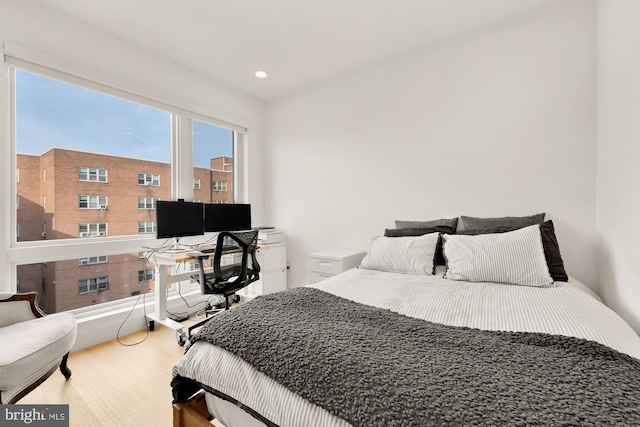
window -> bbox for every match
[138,221,156,234]
[138,197,157,210]
[192,120,234,204]
[79,223,107,237]
[79,195,108,209]
[10,58,244,314]
[78,256,108,266]
[138,269,154,282]
[79,276,108,294]
[41,278,46,293]
[138,173,160,186]
[212,181,227,192]
[79,167,108,182]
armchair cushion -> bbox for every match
[0,293,77,404]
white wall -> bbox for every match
[265,0,597,289]
[0,0,265,348]
[596,0,640,332]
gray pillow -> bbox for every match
[460,213,544,231]
[395,217,458,230]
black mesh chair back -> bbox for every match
[194,229,260,309]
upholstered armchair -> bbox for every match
[0,292,77,404]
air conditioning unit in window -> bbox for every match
[99,205,108,210]
[79,232,88,237]
[79,259,88,265]
[98,232,107,236]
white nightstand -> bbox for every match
[309,249,366,284]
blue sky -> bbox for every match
[16,70,232,168]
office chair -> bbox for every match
[181,230,260,345]
[189,230,260,328]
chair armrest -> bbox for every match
[0,292,46,327]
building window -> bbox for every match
[79,167,108,182]
[193,178,201,190]
[138,221,156,234]
[138,173,160,186]
[78,255,108,266]
[16,196,19,210]
[212,181,227,192]
[138,197,157,210]
[138,269,154,282]
[42,278,46,293]
[79,195,108,209]
[43,169,46,182]
[79,276,108,294]
[79,223,107,237]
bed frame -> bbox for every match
[173,390,214,427]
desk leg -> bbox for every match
[146,263,185,344]
[154,264,168,322]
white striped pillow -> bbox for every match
[443,225,553,287]
[360,233,439,275]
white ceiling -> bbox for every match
[37,0,560,101]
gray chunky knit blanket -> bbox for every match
[185,287,640,426]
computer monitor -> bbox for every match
[204,203,251,232]
[156,200,205,239]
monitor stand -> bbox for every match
[163,237,186,253]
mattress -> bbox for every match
[172,267,640,427]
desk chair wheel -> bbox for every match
[177,331,186,347]
[232,294,241,303]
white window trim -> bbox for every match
[3,42,249,350]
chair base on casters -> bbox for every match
[176,293,239,346]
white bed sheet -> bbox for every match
[173,268,640,427]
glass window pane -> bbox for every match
[15,69,171,242]
[192,120,234,203]
[17,252,158,313]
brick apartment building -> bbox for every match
[16,148,233,313]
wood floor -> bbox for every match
[20,322,224,427]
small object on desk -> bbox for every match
[169,313,190,323]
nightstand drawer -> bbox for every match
[309,271,335,284]
[309,257,343,275]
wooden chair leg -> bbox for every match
[59,353,72,379]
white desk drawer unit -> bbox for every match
[309,249,366,284]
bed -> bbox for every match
[171,217,640,427]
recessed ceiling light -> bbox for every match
[255,70,268,79]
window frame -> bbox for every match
[79,195,108,210]
[138,197,157,210]
[3,44,248,315]
[79,276,109,294]
[79,167,108,183]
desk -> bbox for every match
[146,242,287,339]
